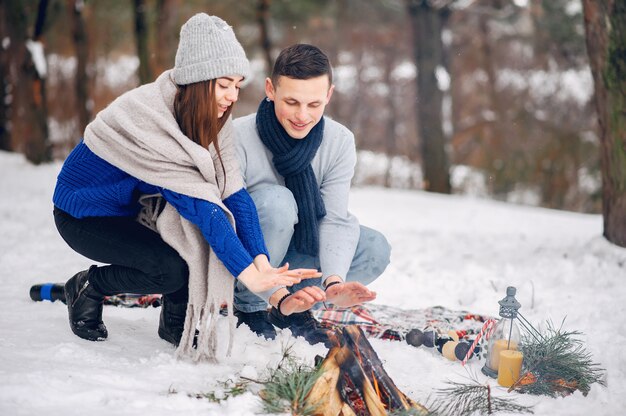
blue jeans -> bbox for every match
[233,185,391,313]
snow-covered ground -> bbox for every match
[1,150,624,415]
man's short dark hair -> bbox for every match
[271,44,333,86]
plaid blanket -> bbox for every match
[103,294,162,308]
[31,284,490,361]
[312,304,491,343]
[97,295,491,362]
[99,296,492,362]
[311,304,493,363]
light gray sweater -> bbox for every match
[234,113,360,282]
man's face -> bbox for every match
[265,75,334,139]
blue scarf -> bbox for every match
[256,98,326,256]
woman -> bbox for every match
[52,14,325,360]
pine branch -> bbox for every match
[514,320,606,397]
[425,376,534,416]
[388,408,431,416]
[259,340,323,416]
[190,379,249,403]
[260,362,322,415]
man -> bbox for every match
[233,44,391,342]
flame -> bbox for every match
[354,342,363,363]
[372,370,381,398]
[308,326,429,414]
[372,370,388,409]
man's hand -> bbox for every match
[325,281,376,307]
[279,286,326,315]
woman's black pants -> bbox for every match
[53,207,189,304]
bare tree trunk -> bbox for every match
[155,0,180,75]
[68,0,91,134]
[326,0,347,122]
[5,0,51,164]
[0,4,11,151]
[583,0,626,247]
[477,6,508,195]
[406,0,451,193]
[383,44,398,188]
[348,49,367,148]
[133,0,152,84]
[257,0,273,74]
[529,0,549,69]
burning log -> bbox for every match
[307,325,428,416]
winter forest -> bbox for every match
[2,0,623,220]
[1,0,626,415]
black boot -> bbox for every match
[158,296,187,346]
[268,308,332,347]
[234,308,277,340]
[64,266,108,341]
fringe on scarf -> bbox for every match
[175,298,235,362]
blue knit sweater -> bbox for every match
[53,141,268,277]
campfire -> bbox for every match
[307,325,428,416]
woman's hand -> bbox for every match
[253,254,273,272]
[237,263,321,294]
[277,286,326,316]
[325,281,376,308]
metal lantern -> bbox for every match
[481,286,543,378]
[482,286,522,378]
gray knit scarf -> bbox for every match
[84,70,243,362]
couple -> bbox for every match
[53,14,390,357]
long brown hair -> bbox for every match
[173,79,233,192]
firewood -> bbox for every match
[307,348,344,416]
[307,325,428,415]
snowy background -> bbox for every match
[1,149,624,415]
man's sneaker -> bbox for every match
[234,309,277,339]
[268,308,332,347]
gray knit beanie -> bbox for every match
[173,14,250,86]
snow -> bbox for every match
[565,1,583,16]
[436,66,450,91]
[46,54,139,91]
[333,64,358,93]
[96,56,139,90]
[26,40,47,78]
[354,150,423,189]
[391,60,416,81]
[1,149,625,415]
[497,68,593,106]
